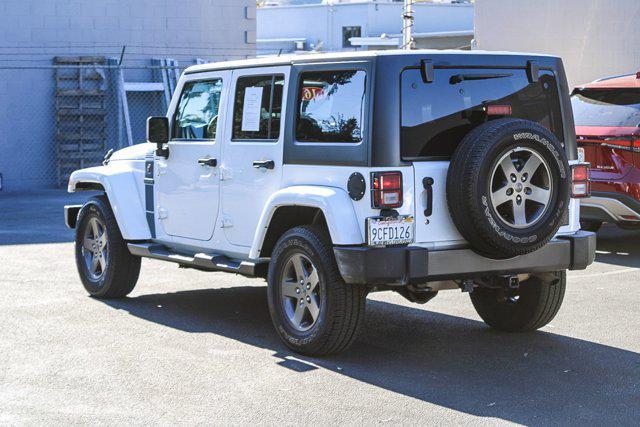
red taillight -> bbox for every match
[371,171,403,209]
[571,163,591,198]
[621,214,640,221]
[572,165,588,181]
[486,105,512,116]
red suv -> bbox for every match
[571,73,640,232]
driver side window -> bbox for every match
[173,79,223,140]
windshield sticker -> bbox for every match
[301,86,326,102]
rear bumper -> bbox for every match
[580,191,640,224]
[333,231,596,286]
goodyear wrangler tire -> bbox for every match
[447,118,570,259]
[471,271,566,332]
[267,226,367,356]
[75,195,141,299]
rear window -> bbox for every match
[401,68,563,159]
[571,88,640,128]
[296,70,366,143]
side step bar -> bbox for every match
[127,242,260,277]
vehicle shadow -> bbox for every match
[103,286,640,425]
[594,224,640,268]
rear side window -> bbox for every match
[173,79,223,140]
[296,70,366,143]
[401,68,563,159]
[571,89,640,127]
[232,75,284,140]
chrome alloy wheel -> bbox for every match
[490,147,553,229]
[82,217,108,281]
[280,253,321,331]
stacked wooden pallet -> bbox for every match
[54,56,107,187]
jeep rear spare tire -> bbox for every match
[447,118,570,259]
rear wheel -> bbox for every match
[470,271,566,332]
[267,226,366,356]
[75,196,141,299]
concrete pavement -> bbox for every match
[1,191,638,424]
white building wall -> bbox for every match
[369,2,473,36]
[0,0,256,63]
[0,0,255,191]
[474,0,640,88]
[258,1,473,53]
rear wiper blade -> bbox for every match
[449,73,513,85]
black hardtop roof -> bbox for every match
[184,49,562,75]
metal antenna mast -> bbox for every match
[402,0,415,50]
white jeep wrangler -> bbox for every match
[66,51,596,355]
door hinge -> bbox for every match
[157,162,167,176]
[157,207,168,220]
[221,215,233,228]
[219,165,232,181]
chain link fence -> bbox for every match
[0,60,185,193]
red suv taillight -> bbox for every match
[371,171,403,209]
[571,163,591,198]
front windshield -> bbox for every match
[571,88,640,128]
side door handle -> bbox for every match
[253,159,275,170]
[197,158,218,167]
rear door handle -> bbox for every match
[422,177,434,217]
[197,158,217,167]
[253,160,275,170]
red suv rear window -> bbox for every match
[571,88,640,128]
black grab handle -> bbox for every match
[197,158,217,167]
[253,160,275,170]
[422,177,434,217]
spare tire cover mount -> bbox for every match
[489,146,553,229]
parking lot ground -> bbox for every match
[1,190,639,424]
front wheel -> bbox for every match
[470,271,566,332]
[75,196,141,299]
[267,226,366,356]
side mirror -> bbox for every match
[146,116,169,158]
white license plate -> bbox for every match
[577,147,585,163]
[367,215,414,246]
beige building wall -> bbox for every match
[474,0,640,88]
